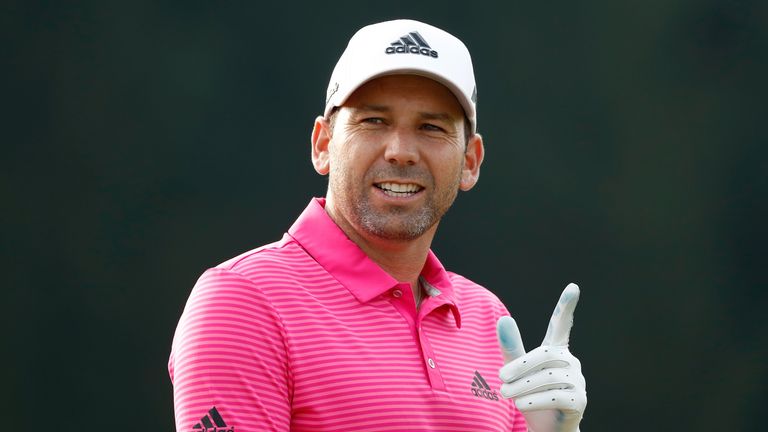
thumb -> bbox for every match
[497,316,526,364]
[542,282,581,347]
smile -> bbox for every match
[374,182,424,197]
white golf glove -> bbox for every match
[497,283,587,432]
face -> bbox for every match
[312,74,484,243]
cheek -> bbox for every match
[433,152,466,179]
[329,148,365,185]
[331,140,378,175]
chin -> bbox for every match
[362,217,436,242]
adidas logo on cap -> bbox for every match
[385,31,438,58]
[325,19,478,133]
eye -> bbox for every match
[421,123,446,132]
[362,117,385,124]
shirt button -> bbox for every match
[392,289,403,298]
[428,358,435,368]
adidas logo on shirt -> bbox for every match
[191,406,234,432]
[385,31,438,58]
[470,370,499,401]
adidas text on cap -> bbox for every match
[325,19,478,133]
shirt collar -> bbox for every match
[287,198,461,326]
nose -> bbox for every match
[383,129,419,166]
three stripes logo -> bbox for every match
[471,370,499,401]
[385,31,438,58]
[191,406,234,432]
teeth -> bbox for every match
[378,182,420,193]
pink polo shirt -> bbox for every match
[169,198,527,431]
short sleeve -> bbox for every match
[169,268,292,431]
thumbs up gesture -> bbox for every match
[497,283,587,432]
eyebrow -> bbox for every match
[351,105,456,122]
[351,104,390,113]
[419,112,454,122]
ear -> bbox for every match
[311,115,332,175]
[460,133,485,191]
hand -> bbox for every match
[497,283,587,432]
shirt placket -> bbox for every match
[387,283,450,392]
[415,312,447,392]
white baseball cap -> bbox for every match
[324,19,478,133]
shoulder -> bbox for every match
[213,233,312,282]
[447,271,510,316]
[174,238,304,344]
[178,234,307,304]
[447,271,502,302]
[189,232,328,303]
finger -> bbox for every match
[497,316,526,364]
[542,283,580,347]
[499,368,576,399]
[514,388,587,414]
[499,345,572,383]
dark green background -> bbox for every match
[4,1,766,430]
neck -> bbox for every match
[355,232,434,288]
[353,233,432,309]
[325,203,437,290]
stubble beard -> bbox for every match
[331,165,462,242]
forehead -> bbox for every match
[342,74,464,118]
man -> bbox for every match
[169,19,586,431]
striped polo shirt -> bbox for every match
[169,198,527,431]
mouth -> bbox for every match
[374,182,424,198]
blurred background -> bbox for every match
[3,0,766,430]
